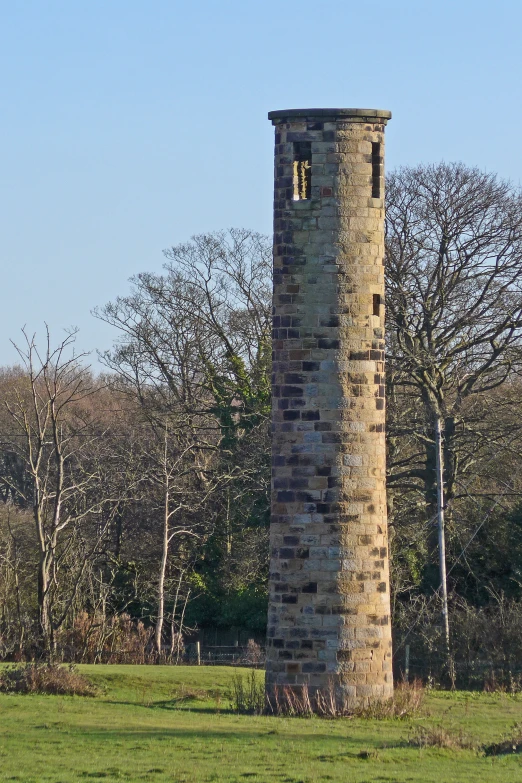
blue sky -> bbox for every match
[1,0,521,367]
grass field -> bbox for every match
[0,664,521,782]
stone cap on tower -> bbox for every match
[268,108,392,124]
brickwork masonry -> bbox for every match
[266,108,393,709]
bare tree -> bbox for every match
[95,229,272,646]
[96,228,271,424]
[1,328,118,657]
[386,163,522,512]
[386,163,522,675]
[146,420,206,659]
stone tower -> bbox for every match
[266,108,393,709]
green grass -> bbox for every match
[0,664,521,782]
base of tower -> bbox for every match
[265,675,394,716]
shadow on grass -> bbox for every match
[69,724,390,752]
[101,698,235,714]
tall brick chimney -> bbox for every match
[266,108,393,709]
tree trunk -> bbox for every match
[423,419,439,570]
[434,414,456,687]
[154,488,169,661]
[169,571,183,658]
[37,552,53,659]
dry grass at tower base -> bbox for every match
[262,678,422,718]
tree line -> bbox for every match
[2,164,522,685]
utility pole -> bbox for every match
[434,414,454,685]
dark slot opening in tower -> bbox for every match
[371,142,381,199]
[373,294,381,316]
[293,142,312,200]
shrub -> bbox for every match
[241,639,264,666]
[0,663,97,696]
[483,670,522,694]
[57,612,154,664]
[168,633,186,663]
[228,669,265,714]
[355,680,425,719]
[393,594,522,690]
[408,724,477,750]
[483,722,522,756]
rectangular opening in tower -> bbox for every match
[373,294,381,316]
[293,142,311,200]
[372,142,382,198]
